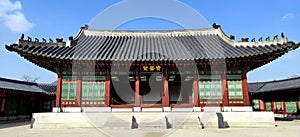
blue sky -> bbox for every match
[0,0,299,83]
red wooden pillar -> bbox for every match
[242,73,250,106]
[193,74,199,107]
[1,98,5,114]
[222,74,229,106]
[51,100,55,111]
[271,101,276,112]
[76,75,82,107]
[296,100,300,114]
[135,73,140,106]
[56,74,62,112]
[105,74,111,107]
[259,100,265,111]
[162,74,169,107]
[281,101,286,114]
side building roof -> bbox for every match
[248,77,300,94]
[0,77,56,95]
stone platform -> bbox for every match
[31,111,275,129]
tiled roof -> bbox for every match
[37,83,57,95]
[6,26,299,62]
[0,77,56,95]
[248,77,300,94]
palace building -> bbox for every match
[0,77,56,121]
[249,77,300,115]
[5,24,300,112]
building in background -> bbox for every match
[0,77,56,121]
[249,77,300,115]
[5,24,300,112]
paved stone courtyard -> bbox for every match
[0,120,299,137]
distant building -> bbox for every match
[0,77,56,121]
[5,24,300,112]
[249,77,300,114]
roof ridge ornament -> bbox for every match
[281,32,285,38]
[27,36,32,42]
[20,34,24,40]
[229,35,235,40]
[212,23,221,29]
[241,38,249,42]
[81,24,89,30]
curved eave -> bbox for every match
[5,26,300,73]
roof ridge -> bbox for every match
[83,28,217,37]
[0,77,38,86]
[249,76,300,84]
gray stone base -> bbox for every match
[31,111,275,129]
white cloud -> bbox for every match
[281,13,295,21]
[0,0,34,32]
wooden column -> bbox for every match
[281,101,287,114]
[162,74,169,107]
[222,74,229,106]
[242,73,250,106]
[193,74,199,107]
[259,100,265,111]
[135,73,140,106]
[51,100,55,111]
[1,98,5,114]
[105,75,111,107]
[55,74,62,112]
[271,101,276,112]
[296,100,300,114]
[76,75,82,107]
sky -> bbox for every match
[0,0,299,83]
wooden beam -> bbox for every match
[242,73,250,106]
[56,74,62,112]
[105,75,111,107]
[222,74,229,106]
[193,74,199,107]
[135,73,140,106]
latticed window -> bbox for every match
[61,81,76,100]
[5,95,17,115]
[82,81,105,100]
[252,99,259,110]
[228,80,243,99]
[285,101,297,113]
[43,101,51,110]
[265,102,272,111]
[276,102,282,111]
[199,80,222,99]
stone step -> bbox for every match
[135,113,166,129]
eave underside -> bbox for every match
[15,50,289,75]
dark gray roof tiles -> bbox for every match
[37,83,57,95]
[6,27,299,62]
[0,77,56,95]
[248,77,300,94]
